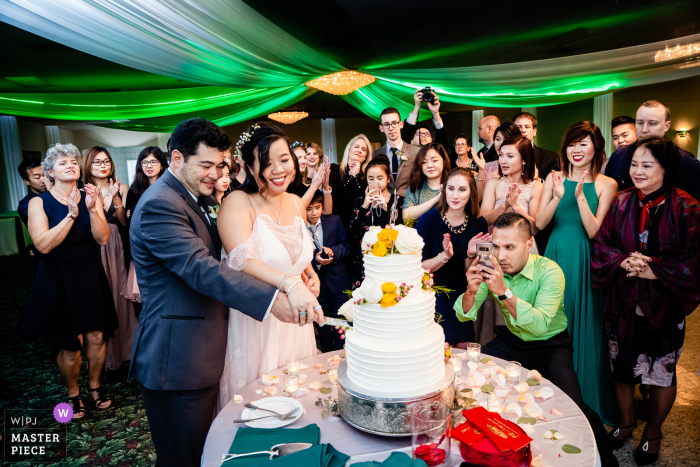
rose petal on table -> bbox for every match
[484,359,496,366]
[504,402,523,417]
[299,374,308,384]
[524,403,543,416]
[495,374,507,388]
[537,414,548,421]
[514,382,530,393]
[473,374,486,387]
[255,389,263,395]
[300,362,309,370]
[536,387,554,400]
[313,363,323,369]
[518,393,535,404]
[471,387,482,397]
[495,365,507,375]
[308,381,322,390]
[527,369,543,381]
[543,430,553,439]
[261,374,279,386]
[468,369,479,378]
[531,454,544,466]
[327,355,342,366]
[233,395,243,403]
[467,361,479,371]
[297,388,309,397]
[263,386,277,396]
[553,431,565,440]
[519,423,535,435]
[482,366,496,376]
[494,387,511,398]
[550,408,562,416]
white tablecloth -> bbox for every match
[202,350,599,467]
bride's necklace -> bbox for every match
[265,193,285,225]
[442,212,468,234]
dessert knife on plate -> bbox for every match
[323,318,352,328]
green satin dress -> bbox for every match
[544,178,618,426]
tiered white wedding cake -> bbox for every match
[341,225,446,395]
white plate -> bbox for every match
[240,397,303,428]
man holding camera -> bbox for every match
[401,88,449,150]
[454,212,618,467]
[374,107,420,197]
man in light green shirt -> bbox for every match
[453,212,618,467]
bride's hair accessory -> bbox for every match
[234,124,260,157]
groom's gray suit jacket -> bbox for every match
[129,170,276,391]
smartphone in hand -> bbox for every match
[476,242,494,270]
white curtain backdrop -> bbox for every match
[472,110,484,152]
[321,118,337,163]
[1,116,26,211]
[157,133,170,152]
[593,93,614,157]
[45,125,61,147]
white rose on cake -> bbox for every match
[352,279,384,304]
[338,299,354,321]
[394,224,424,255]
[361,226,382,252]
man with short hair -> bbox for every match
[129,117,302,467]
[477,115,500,163]
[512,112,560,177]
[604,100,700,200]
[17,159,46,227]
[454,212,618,467]
[373,107,420,196]
[610,116,637,150]
[401,89,449,149]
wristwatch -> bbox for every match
[497,289,513,301]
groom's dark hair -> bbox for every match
[237,123,289,196]
[170,117,231,162]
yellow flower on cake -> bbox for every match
[372,241,387,257]
[381,282,397,294]
[377,228,398,248]
[381,293,398,308]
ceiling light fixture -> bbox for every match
[654,43,700,62]
[267,111,308,124]
[305,71,376,95]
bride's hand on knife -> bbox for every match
[287,281,325,326]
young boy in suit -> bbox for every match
[306,190,351,352]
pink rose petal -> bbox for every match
[263,386,277,396]
[313,363,323,369]
[536,414,548,421]
[550,408,562,416]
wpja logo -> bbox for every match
[3,405,68,464]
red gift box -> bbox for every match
[452,407,533,467]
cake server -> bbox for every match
[323,318,352,328]
[220,442,313,463]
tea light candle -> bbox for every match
[487,394,504,414]
[506,361,521,384]
[286,358,301,377]
[284,376,300,398]
[328,369,338,385]
[467,343,481,363]
[450,355,462,376]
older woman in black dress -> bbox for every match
[22,143,117,419]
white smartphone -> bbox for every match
[476,242,494,269]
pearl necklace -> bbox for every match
[51,188,70,203]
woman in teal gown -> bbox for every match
[535,121,619,426]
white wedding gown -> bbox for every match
[218,195,317,411]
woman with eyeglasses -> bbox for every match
[122,147,168,312]
[81,147,135,373]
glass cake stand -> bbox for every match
[337,360,456,437]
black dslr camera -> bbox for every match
[419,86,437,104]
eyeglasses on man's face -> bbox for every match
[141,160,161,167]
[92,159,112,167]
[381,121,401,129]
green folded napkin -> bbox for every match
[227,424,349,467]
[352,452,428,467]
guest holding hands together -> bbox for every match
[474,122,522,201]
[350,156,403,282]
[416,167,488,346]
[403,142,451,220]
[592,137,700,465]
[536,121,619,426]
[20,143,117,419]
[329,135,373,232]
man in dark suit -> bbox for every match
[306,190,351,352]
[17,159,46,275]
[477,115,500,163]
[129,118,300,467]
[605,100,700,201]
[512,112,561,177]
[373,107,420,197]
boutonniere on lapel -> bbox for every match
[208,204,220,226]
[396,150,407,161]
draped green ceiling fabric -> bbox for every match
[2,0,700,131]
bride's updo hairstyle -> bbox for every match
[237,123,290,196]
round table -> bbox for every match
[202,350,599,466]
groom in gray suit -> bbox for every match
[129,118,296,467]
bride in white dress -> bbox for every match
[216,124,323,410]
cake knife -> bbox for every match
[323,318,353,328]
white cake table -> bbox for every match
[201,350,599,467]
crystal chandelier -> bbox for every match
[655,43,700,62]
[267,111,309,124]
[305,71,376,95]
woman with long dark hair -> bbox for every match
[536,121,619,426]
[403,142,451,221]
[474,122,522,201]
